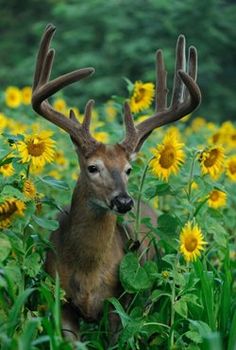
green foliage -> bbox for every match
[0,26,236,347]
[0,0,236,121]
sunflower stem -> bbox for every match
[26,162,31,179]
[135,157,153,242]
[0,150,13,164]
[187,152,197,200]
[169,256,178,349]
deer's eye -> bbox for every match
[126,167,132,176]
[88,165,99,174]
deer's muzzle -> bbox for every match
[110,193,134,214]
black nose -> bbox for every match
[111,194,134,214]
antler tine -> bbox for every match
[33,24,56,90]
[120,35,201,154]
[183,46,197,100]
[34,68,94,104]
[188,46,197,81]
[32,24,100,155]
[69,109,80,124]
[155,50,168,112]
[82,99,95,131]
[38,48,55,86]
[178,71,201,113]
[121,102,137,154]
[171,35,186,107]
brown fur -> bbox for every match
[45,144,155,337]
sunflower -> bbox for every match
[0,198,25,228]
[18,131,55,168]
[228,131,236,150]
[23,179,37,199]
[208,189,227,209]
[7,120,27,136]
[150,134,185,181]
[53,98,67,114]
[190,181,199,191]
[104,101,117,122]
[180,221,207,262]
[5,86,22,108]
[208,130,223,146]
[129,81,155,114]
[21,86,32,105]
[166,126,182,142]
[54,150,68,167]
[48,170,61,180]
[226,155,236,181]
[135,115,149,124]
[191,117,206,132]
[199,146,224,179]
[0,162,14,177]
[0,113,8,133]
[92,131,109,143]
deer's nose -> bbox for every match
[111,194,134,214]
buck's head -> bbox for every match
[77,141,134,214]
[32,24,201,215]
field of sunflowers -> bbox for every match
[0,80,236,350]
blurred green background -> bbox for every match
[0,0,235,121]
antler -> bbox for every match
[120,35,201,153]
[32,24,100,156]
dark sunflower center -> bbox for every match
[159,147,175,168]
[231,134,236,141]
[27,138,46,157]
[134,88,145,103]
[185,236,198,252]
[0,201,17,221]
[212,133,220,143]
[3,164,10,170]
[229,162,236,174]
[10,93,17,101]
[210,190,219,201]
[204,149,219,167]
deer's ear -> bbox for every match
[129,152,137,162]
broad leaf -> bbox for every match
[32,215,59,231]
[120,252,152,293]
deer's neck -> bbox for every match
[65,180,117,271]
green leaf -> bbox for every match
[18,318,40,350]
[32,215,59,231]
[120,252,152,293]
[185,330,202,344]
[207,221,227,247]
[174,299,188,318]
[123,77,134,94]
[150,289,171,302]
[7,288,35,337]
[189,320,212,337]
[0,156,14,167]
[39,176,69,190]
[2,133,24,143]
[143,260,158,282]
[155,183,172,196]
[157,214,179,235]
[0,235,11,262]
[119,319,143,349]
[24,253,41,277]
[107,297,130,327]
[0,185,25,201]
[228,308,236,350]
[145,183,172,199]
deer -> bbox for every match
[31,24,201,340]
